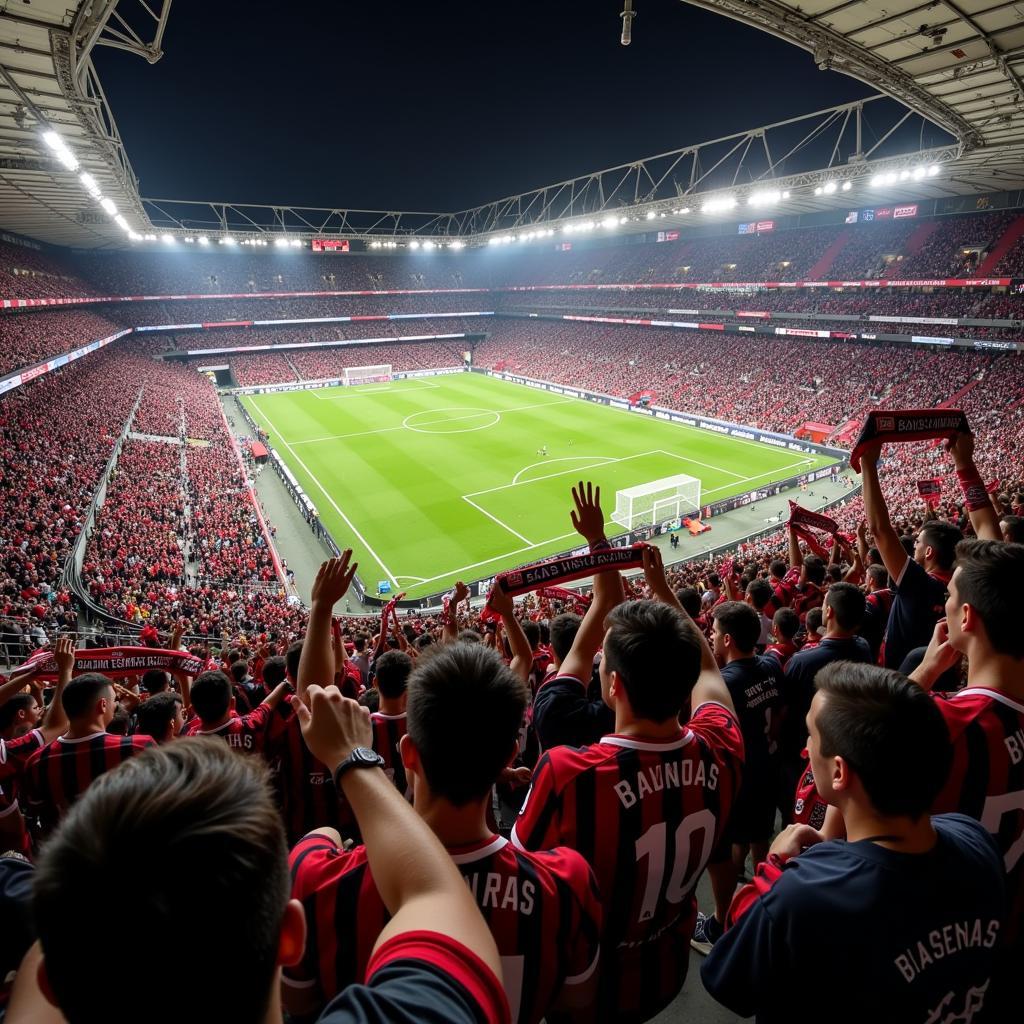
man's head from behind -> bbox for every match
[189,670,233,724]
[549,612,582,667]
[402,644,527,806]
[946,539,1024,660]
[32,739,302,1024]
[61,673,116,728]
[808,662,951,820]
[601,600,703,723]
[914,521,962,571]
[133,691,184,744]
[711,601,760,663]
[374,649,413,701]
[822,582,866,635]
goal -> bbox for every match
[343,363,393,386]
[611,473,702,531]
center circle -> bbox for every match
[402,407,501,434]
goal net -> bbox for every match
[343,364,393,386]
[611,473,702,531]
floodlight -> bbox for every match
[912,166,926,180]
[450,240,465,249]
[702,196,736,213]
[184,237,195,243]
[222,236,236,245]
[274,237,288,248]
[114,215,129,230]
[42,130,79,171]
[100,197,117,215]
[144,234,157,241]
[928,164,939,176]
[409,240,421,249]
[79,172,101,198]
[602,216,619,229]
[823,182,837,194]
[842,181,852,191]
[814,187,823,196]
[198,236,209,245]
[782,191,791,199]
[128,232,142,241]
[161,234,175,244]
[488,236,501,245]
[422,240,435,249]
[646,210,657,220]
[290,239,302,247]
[899,170,911,180]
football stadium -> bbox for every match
[0,3,1022,1023]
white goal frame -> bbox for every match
[343,363,393,386]
[611,473,702,530]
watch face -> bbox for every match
[353,747,384,766]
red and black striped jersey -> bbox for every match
[270,701,354,845]
[0,729,45,787]
[790,752,827,830]
[287,832,601,1024]
[511,701,744,1024]
[370,712,409,797]
[931,687,1024,941]
[23,731,155,831]
[183,701,279,753]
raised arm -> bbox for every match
[37,636,74,741]
[641,546,736,717]
[947,431,1001,541]
[787,522,804,571]
[442,581,469,645]
[559,482,625,682]
[295,685,500,976]
[486,584,532,682]
[858,441,909,583]
[297,553,358,702]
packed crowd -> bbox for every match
[0,309,126,378]
[884,209,1017,280]
[0,427,1020,1024]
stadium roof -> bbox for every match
[680,0,1024,162]
[0,1,1021,249]
[0,0,165,249]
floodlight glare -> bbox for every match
[450,239,465,249]
[184,237,195,243]
[823,182,837,195]
[79,172,101,197]
[100,197,117,216]
[198,236,209,245]
[488,236,501,245]
[222,236,236,245]
[645,210,657,220]
[290,239,302,247]
[161,234,175,244]
[928,164,940,176]
[114,215,129,231]
[409,240,421,250]
[602,216,618,229]
[422,240,435,249]
[274,238,288,247]
[842,181,852,191]
[814,187,823,196]
[912,166,926,180]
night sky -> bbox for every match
[94,1,926,212]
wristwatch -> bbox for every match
[332,747,385,788]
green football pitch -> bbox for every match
[241,373,834,600]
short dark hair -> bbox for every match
[919,521,963,570]
[406,645,527,805]
[746,578,773,611]
[769,559,787,580]
[805,607,824,634]
[549,613,582,662]
[866,564,888,588]
[262,656,287,688]
[61,673,115,720]
[675,587,702,619]
[814,662,951,818]
[229,662,249,684]
[707,573,722,589]
[374,650,413,699]
[134,692,183,741]
[33,740,289,1024]
[141,669,169,694]
[189,671,232,723]
[713,601,761,654]
[1000,515,1024,543]
[773,607,800,641]
[457,628,482,645]
[603,600,703,722]
[954,539,1024,658]
[358,688,380,713]
[285,641,303,681]
[824,582,866,632]
[803,556,827,586]
[0,692,36,732]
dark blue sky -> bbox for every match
[94,1,916,212]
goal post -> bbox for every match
[343,363,393,386]
[611,473,702,531]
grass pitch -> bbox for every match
[242,373,833,600]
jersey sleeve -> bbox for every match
[510,751,563,853]
[929,691,984,744]
[552,847,603,985]
[688,702,746,769]
[532,675,612,752]
[0,730,43,784]
[699,869,789,1018]
[243,701,274,733]
[893,556,927,598]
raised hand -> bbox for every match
[486,580,514,618]
[294,684,373,769]
[570,480,605,543]
[913,618,961,687]
[641,544,673,603]
[769,823,825,862]
[310,552,359,609]
[54,636,76,682]
[944,429,975,468]
[453,580,470,605]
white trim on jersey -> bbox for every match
[954,687,1024,715]
[599,732,693,752]
[449,834,509,864]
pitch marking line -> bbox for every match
[309,380,441,399]
[511,456,616,485]
[246,396,401,588]
[467,451,666,499]
[462,496,534,545]
[291,397,575,446]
